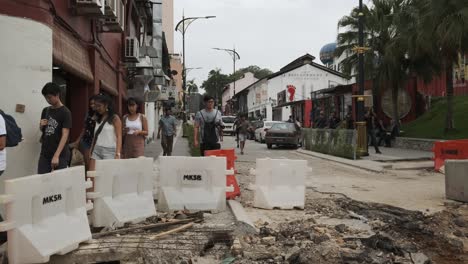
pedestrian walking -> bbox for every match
[237,114,252,155]
[123,98,148,158]
[233,116,240,148]
[194,95,224,156]
[72,96,97,169]
[38,82,72,174]
[88,94,122,171]
[157,108,177,156]
[0,114,5,176]
[365,108,382,154]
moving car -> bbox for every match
[265,122,302,149]
[255,121,283,143]
[222,116,236,135]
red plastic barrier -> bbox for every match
[204,149,240,199]
[433,140,468,171]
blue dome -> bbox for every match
[320,42,337,65]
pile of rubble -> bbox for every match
[228,192,467,264]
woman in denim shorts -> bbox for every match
[88,95,122,172]
[72,96,97,169]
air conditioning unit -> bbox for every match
[125,37,140,63]
[101,0,124,32]
[75,0,105,16]
[104,0,117,18]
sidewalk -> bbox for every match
[296,146,434,172]
[144,124,190,159]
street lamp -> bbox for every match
[176,14,215,122]
[353,0,369,156]
[212,47,241,95]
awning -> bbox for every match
[97,59,119,96]
[53,24,94,83]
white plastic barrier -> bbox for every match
[253,158,309,210]
[88,157,157,227]
[158,156,233,212]
[0,167,93,264]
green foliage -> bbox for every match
[231,65,273,80]
[337,0,468,131]
[402,96,468,140]
[302,128,358,160]
[187,79,199,93]
[201,69,231,106]
[184,123,201,157]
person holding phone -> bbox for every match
[38,82,72,174]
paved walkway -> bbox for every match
[144,124,190,159]
[363,146,433,161]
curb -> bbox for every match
[227,200,257,232]
[295,149,385,173]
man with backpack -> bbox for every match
[194,95,224,156]
[38,82,72,174]
[0,108,23,176]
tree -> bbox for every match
[336,0,407,125]
[415,0,468,132]
[201,69,231,106]
[187,79,198,93]
[229,65,273,81]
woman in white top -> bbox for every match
[88,94,122,171]
[123,98,148,158]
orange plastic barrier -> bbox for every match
[205,149,240,199]
[433,140,468,171]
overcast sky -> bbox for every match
[174,0,363,88]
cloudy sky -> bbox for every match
[174,0,363,88]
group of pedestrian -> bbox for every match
[0,82,189,178]
[37,83,150,174]
[313,110,341,129]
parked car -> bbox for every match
[265,122,302,149]
[222,116,236,135]
[255,121,283,143]
[248,120,263,140]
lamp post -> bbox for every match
[213,47,240,114]
[176,14,215,122]
[353,0,369,156]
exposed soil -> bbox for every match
[232,161,468,264]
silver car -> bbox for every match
[254,121,283,143]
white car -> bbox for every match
[222,116,236,135]
[255,121,283,143]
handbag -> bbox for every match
[90,115,111,154]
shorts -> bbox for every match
[238,133,247,142]
[37,152,70,174]
[200,143,221,156]
[79,139,92,150]
[91,145,116,160]
[0,171,3,176]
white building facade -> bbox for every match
[221,72,258,113]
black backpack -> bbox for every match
[200,110,219,145]
[0,110,23,147]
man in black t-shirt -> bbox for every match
[38,82,72,174]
